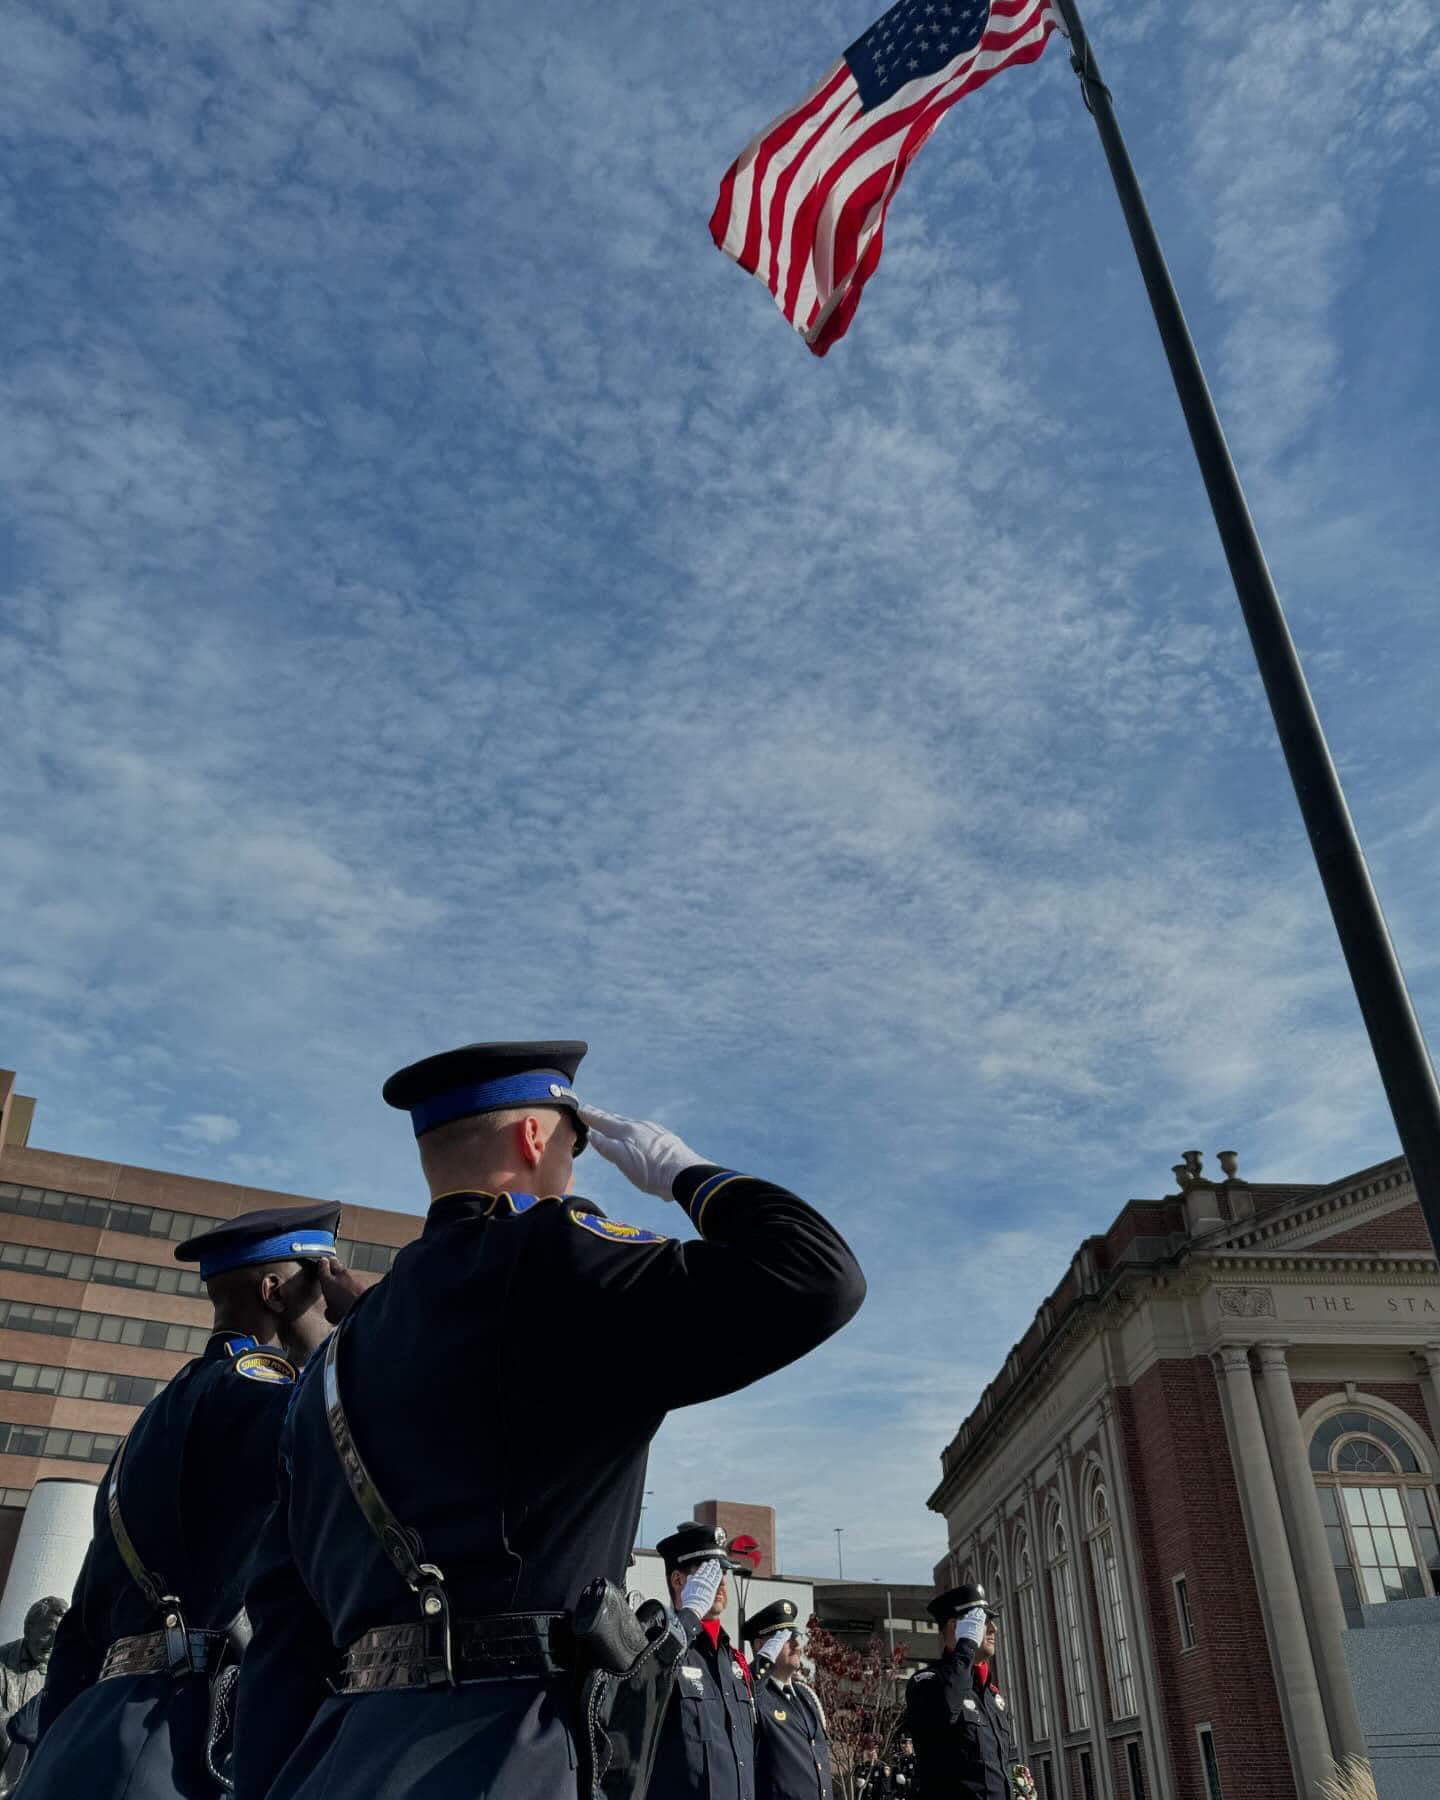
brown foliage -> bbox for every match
[804,1618,911,1800]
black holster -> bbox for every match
[572,1580,686,1800]
[204,1610,253,1793]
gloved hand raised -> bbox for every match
[953,1606,987,1649]
[579,1105,709,1202]
[678,1558,726,1619]
[758,1629,792,1666]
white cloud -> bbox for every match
[173,1113,242,1147]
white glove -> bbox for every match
[758,1629,792,1664]
[954,1606,986,1648]
[679,1558,725,1618]
[580,1105,708,1202]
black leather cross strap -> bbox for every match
[106,1435,193,1676]
[322,1321,456,1687]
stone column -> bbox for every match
[992,1503,1030,1762]
[1412,1345,1440,1454]
[1055,1434,1116,1800]
[1097,1394,1175,1800]
[1213,1345,1333,1797]
[1023,1477,1071,1800]
[1254,1342,1367,1762]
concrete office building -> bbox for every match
[0,1066,423,1604]
[928,1149,1440,1800]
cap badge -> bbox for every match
[714,1528,727,1546]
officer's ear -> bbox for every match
[517,1114,548,1169]
[257,1270,287,1315]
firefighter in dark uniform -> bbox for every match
[20,1203,345,1800]
[232,1041,866,1800]
[904,1584,1035,1800]
[648,1522,756,1799]
[745,1597,833,1800]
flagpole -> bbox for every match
[1047,0,1440,1255]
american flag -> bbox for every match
[710,0,1059,355]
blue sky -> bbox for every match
[2,0,1438,1584]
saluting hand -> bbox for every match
[678,1558,726,1619]
[317,1257,366,1324]
[954,1606,987,1648]
[579,1105,709,1202]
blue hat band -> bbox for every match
[198,1231,338,1280]
[410,1071,579,1138]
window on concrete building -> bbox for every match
[1037,1756,1054,1800]
[1078,1747,1097,1800]
[1085,1471,1138,1718]
[1045,1503,1090,1732]
[1310,1408,1440,1625]
[1173,1574,1197,1650]
[0,1360,164,1407]
[1196,1725,1224,1800]
[1125,1739,1147,1799]
[1014,1525,1051,1741]
[0,1422,122,1465]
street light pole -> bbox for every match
[834,1528,845,1578]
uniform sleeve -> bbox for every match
[564,1167,865,1409]
[232,1444,337,1800]
[904,1642,977,1730]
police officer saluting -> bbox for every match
[904,1584,1035,1800]
[233,1040,866,1800]
[648,1522,755,1800]
[745,1599,833,1800]
[22,1203,344,1800]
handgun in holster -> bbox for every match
[571,1579,688,1800]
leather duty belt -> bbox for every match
[336,1612,571,1694]
[99,1628,230,1683]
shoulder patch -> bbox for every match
[232,1349,296,1385]
[569,1211,667,1245]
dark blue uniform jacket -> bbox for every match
[904,1638,1016,1800]
[650,1621,756,1800]
[233,1167,865,1800]
[22,1332,296,1800]
[753,1673,833,1800]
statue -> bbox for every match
[0,1596,67,1730]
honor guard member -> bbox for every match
[22,1203,344,1800]
[904,1585,1032,1800]
[649,1522,755,1800]
[233,1041,866,1800]
[745,1599,833,1800]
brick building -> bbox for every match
[0,1066,424,1590]
[928,1148,1440,1800]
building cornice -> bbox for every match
[1208,1162,1410,1254]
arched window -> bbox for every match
[1310,1408,1440,1627]
[1046,1501,1090,1731]
[1085,1470,1138,1719]
[1013,1526,1050,1742]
